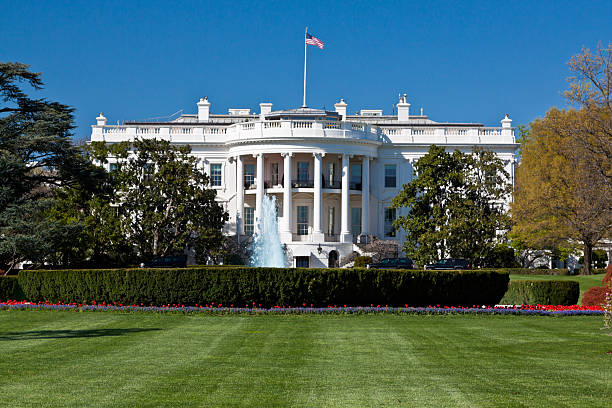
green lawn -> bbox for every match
[0,311,610,407]
[510,274,605,303]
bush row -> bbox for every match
[0,277,25,301]
[17,267,509,307]
[499,280,579,306]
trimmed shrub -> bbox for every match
[500,280,579,305]
[17,267,509,307]
[0,276,25,301]
[582,286,610,307]
[353,256,372,268]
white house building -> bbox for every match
[90,95,518,267]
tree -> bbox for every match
[88,139,229,262]
[393,145,511,267]
[511,108,612,274]
[0,62,104,273]
[565,43,612,188]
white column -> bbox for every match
[255,153,264,228]
[312,153,324,241]
[361,156,370,239]
[281,153,293,241]
[236,155,244,236]
[340,154,351,243]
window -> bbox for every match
[143,163,154,182]
[297,205,308,235]
[244,164,255,188]
[271,163,279,185]
[327,206,335,235]
[109,163,119,173]
[295,256,310,268]
[351,207,362,235]
[350,163,362,189]
[244,207,255,235]
[384,164,397,188]
[384,207,396,237]
[210,163,222,187]
[297,162,309,181]
[327,163,335,187]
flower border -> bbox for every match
[0,300,603,316]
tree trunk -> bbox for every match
[583,241,593,275]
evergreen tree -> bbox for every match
[0,63,104,273]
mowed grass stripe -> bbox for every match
[94,315,251,407]
[0,312,611,408]
[1,313,189,407]
[288,316,431,407]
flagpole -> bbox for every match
[303,27,307,107]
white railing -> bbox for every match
[170,127,193,134]
[240,122,255,130]
[479,128,503,136]
[137,127,160,135]
[93,121,514,145]
[292,121,313,129]
[411,128,434,136]
[206,127,227,134]
[445,128,468,136]
[382,128,399,135]
[103,126,127,134]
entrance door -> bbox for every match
[328,250,339,268]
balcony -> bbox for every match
[292,179,314,188]
[264,179,283,189]
[349,181,362,191]
[323,178,341,189]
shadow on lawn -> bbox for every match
[0,328,161,341]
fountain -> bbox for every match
[249,195,287,267]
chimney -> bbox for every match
[501,114,513,140]
[96,112,107,126]
[397,93,410,122]
[334,98,348,120]
[259,102,273,120]
[501,114,512,128]
[197,97,211,122]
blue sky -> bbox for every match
[1,0,611,138]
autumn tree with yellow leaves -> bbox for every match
[512,44,612,274]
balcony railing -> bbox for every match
[292,179,314,188]
[322,178,342,189]
[349,181,362,190]
[264,179,283,189]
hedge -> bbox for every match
[17,267,509,307]
[499,280,579,306]
[0,276,25,301]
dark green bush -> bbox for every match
[353,256,372,268]
[18,267,509,307]
[499,280,579,305]
[0,276,25,301]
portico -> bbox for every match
[233,149,372,245]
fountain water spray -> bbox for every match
[249,195,287,267]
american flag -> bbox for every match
[305,33,324,49]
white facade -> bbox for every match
[91,95,518,267]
